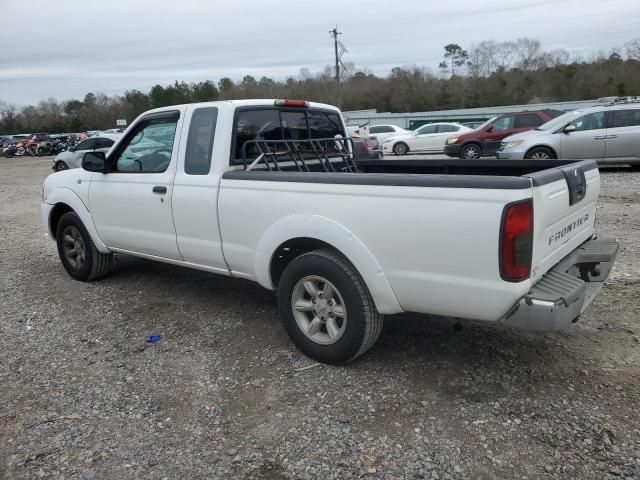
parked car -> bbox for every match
[382,122,472,155]
[368,124,410,144]
[497,100,640,167]
[40,99,618,364]
[51,135,118,171]
[444,110,564,159]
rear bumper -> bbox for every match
[501,236,618,331]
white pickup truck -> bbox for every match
[41,99,618,364]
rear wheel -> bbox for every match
[525,147,555,160]
[393,142,409,156]
[277,249,384,364]
[56,212,112,281]
[54,161,68,171]
[461,144,481,159]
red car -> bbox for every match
[444,110,563,159]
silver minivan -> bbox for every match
[497,100,640,167]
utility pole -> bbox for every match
[330,26,341,107]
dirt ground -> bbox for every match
[1,157,639,480]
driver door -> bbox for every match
[412,124,438,151]
[88,109,184,260]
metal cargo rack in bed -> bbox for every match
[241,138,358,173]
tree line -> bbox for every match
[1,38,639,134]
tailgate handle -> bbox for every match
[561,166,587,206]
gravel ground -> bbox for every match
[1,157,639,480]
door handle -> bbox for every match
[593,136,606,140]
[606,135,617,139]
[152,186,167,194]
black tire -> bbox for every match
[461,143,482,159]
[524,146,556,160]
[4,150,13,158]
[393,142,409,156]
[54,161,68,172]
[56,212,112,281]
[277,249,384,364]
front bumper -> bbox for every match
[501,237,619,331]
[496,149,525,160]
[444,144,461,157]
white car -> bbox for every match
[382,122,472,155]
[52,134,120,171]
[41,99,617,364]
[368,124,410,144]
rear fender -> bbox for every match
[254,214,403,314]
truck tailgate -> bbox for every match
[528,160,600,283]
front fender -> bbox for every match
[44,188,110,254]
[254,214,402,315]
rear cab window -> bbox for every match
[232,107,345,163]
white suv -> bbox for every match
[497,99,640,167]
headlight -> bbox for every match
[446,136,460,144]
[503,140,524,149]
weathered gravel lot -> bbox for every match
[1,157,639,480]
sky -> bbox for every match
[1,0,639,106]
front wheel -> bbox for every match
[277,249,384,364]
[524,147,556,160]
[393,142,409,156]
[461,144,481,159]
[56,212,113,281]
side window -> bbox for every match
[75,139,97,151]
[234,109,281,160]
[609,109,640,128]
[371,126,394,133]
[185,107,218,175]
[437,124,458,133]
[515,114,543,128]
[417,125,437,134]
[95,138,114,149]
[492,116,515,131]
[570,111,604,132]
[113,115,178,173]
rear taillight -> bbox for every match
[500,199,533,282]
[274,99,309,107]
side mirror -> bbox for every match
[564,124,576,133]
[82,151,108,173]
[485,125,493,133]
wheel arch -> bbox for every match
[255,215,402,315]
[461,140,482,152]
[45,189,110,254]
[524,144,557,159]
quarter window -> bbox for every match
[185,107,218,175]
[570,112,604,132]
[370,126,394,134]
[112,115,178,173]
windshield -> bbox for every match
[536,110,585,131]
[477,117,497,130]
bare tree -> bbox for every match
[625,39,640,60]
[514,38,541,71]
[494,41,516,71]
